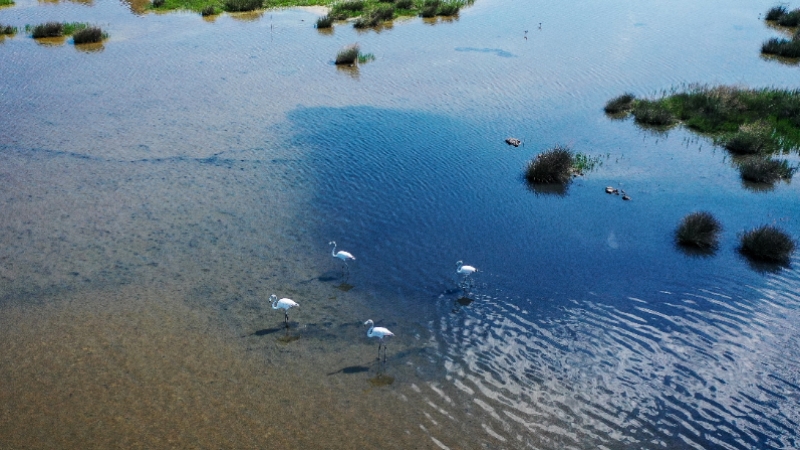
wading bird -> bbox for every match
[456,260,478,289]
[364,319,394,362]
[270,294,299,326]
[329,241,355,274]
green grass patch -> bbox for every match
[223,0,262,11]
[357,52,375,63]
[572,153,603,174]
[611,85,800,153]
[26,22,89,38]
[0,0,14,6]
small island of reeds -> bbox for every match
[525,145,600,185]
[147,0,467,27]
[1,23,16,35]
[334,43,374,65]
[25,22,108,44]
[676,211,722,250]
[605,85,800,185]
[762,5,800,58]
[739,225,796,264]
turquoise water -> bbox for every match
[1,0,799,447]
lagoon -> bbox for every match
[1,0,799,447]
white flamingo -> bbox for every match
[364,319,394,362]
[329,241,355,274]
[456,260,478,289]
[270,294,299,325]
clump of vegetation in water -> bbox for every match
[335,43,361,64]
[631,99,675,127]
[762,5,800,58]
[357,52,375,63]
[738,157,796,183]
[223,0,262,12]
[0,24,16,35]
[739,225,796,263]
[201,5,217,15]
[420,0,462,17]
[26,22,88,38]
[525,145,577,184]
[353,4,394,28]
[676,212,722,250]
[0,0,14,6]
[72,26,107,44]
[607,85,800,153]
[604,93,635,114]
[316,14,333,28]
[718,121,774,155]
[572,153,603,175]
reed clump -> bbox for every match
[525,145,575,184]
[335,43,360,64]
[738,157,795,183]
[604,93,636,114]
[420,0,461,17]
[0,24,16,35]
[329,0,364,19]
[316,14,333,28]
[72,26,105,44]
[201,5,216,15]
[632,99,675,126]
[719,121,774,155]
[353,4,394,28]
[27,22,88,38]
[739,225,796,263]
[676,212,722,249]
[761,36,800,58]
[223,0,262,12]
[0,0,14,6]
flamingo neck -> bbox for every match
[331,243,337,257]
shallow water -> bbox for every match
[1,0,799,448]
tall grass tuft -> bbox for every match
[720,122,773,155]
[0,24,16,35]
[30,22,64,38]
[525,145,575,184]
[72,26,104,44]
[395,0,412,9]
[632,99,675,126]
[739,157,795,183]
[604,93,636,114]
[0,0,15,6]
[353,4,393,28]
[740,225,796,263]
[761,37,800,58]
[316,14,333,28]
[765,5,788,21]
[201,6,216,15]
[420,0,439,17]
[778,8,800,26]
[224,0,262,12]
[437,1,461,16]
[335,43,360,65]
[676,212,722,250]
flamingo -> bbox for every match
[329,241,355,274]
[364,319,394,362]
[270,294,299,326]
[456,260,478,289]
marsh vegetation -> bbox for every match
[762,5,800,58]
[609,85,800,152]
[72,26,106,44]
[524,145,599,184]
[676,212,722,250]
[0,0,14,6]
[26,22,89,38]
[739,225,796,263]
[0,23,15,35]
